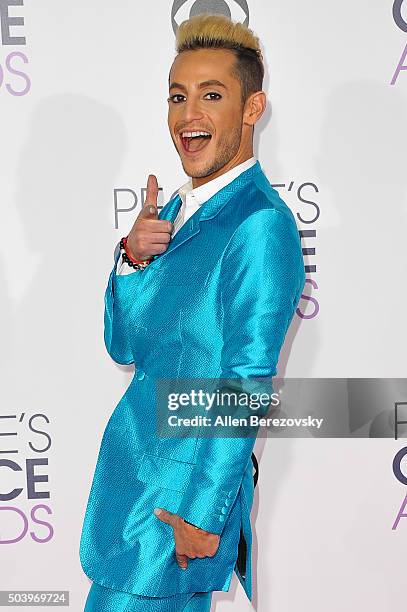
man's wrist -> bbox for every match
[119,237,153,270]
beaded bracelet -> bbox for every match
[120,236,153,270]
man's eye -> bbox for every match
[168,92,222,103]
[168,94,185,103]
[204,92,222,100]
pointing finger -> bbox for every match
[139,174,159,219]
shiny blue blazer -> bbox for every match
[79,161,305,601]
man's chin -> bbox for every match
[180,157,214,178]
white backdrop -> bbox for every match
[1,1,407,610]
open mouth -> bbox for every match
[180,132,212,155]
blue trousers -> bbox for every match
[84,582,213,612]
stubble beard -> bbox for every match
[181,123,243,179]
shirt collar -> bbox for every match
[177,156,257,207]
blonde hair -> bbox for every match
[174,13,264,105]
[176,13,263,58]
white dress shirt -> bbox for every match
[116,156,257,275]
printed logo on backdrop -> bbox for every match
[392,400,407,531]
[0,412,53,545]
[271,180,319,320]
[0,0,30,96]
[171,0,249,33]
[391,0,407,84]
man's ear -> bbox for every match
[244,91,267,126]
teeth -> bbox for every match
[181,131,211,138]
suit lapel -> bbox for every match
[158,193,183,224]
[155,160,262,260]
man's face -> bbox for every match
[167,48,247,183]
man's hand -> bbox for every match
[126,174,173,261]
[153,507,220,570]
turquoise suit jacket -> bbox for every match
[79,161,305,601]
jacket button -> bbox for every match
[136,367,145,381]
[221,507,228,515]
[225,498,231,507]
[219,515,225,522]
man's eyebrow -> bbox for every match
[168,79,228,91]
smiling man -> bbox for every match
[80,12,305,612]
[168,53,253,183]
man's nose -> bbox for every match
[181,98,204,122]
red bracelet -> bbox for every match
[121,236,153,264]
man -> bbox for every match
[80,12,305,612]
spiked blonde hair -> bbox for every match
[174,13,264,106]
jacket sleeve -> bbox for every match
[105,199,176,363]
[103,241,137,365]
[176,207,306,535]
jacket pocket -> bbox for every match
[136,453,195,492]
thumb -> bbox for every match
[139,174,159,219]
[175,551,188,570]
[153,507,176,526]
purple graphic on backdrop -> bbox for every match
[391,0,407,84]
[392,444,407,530]
[0,412,53,544]
[391,403,407,531]
[0,0,31,95]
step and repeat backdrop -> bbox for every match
[1,1,406,610]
